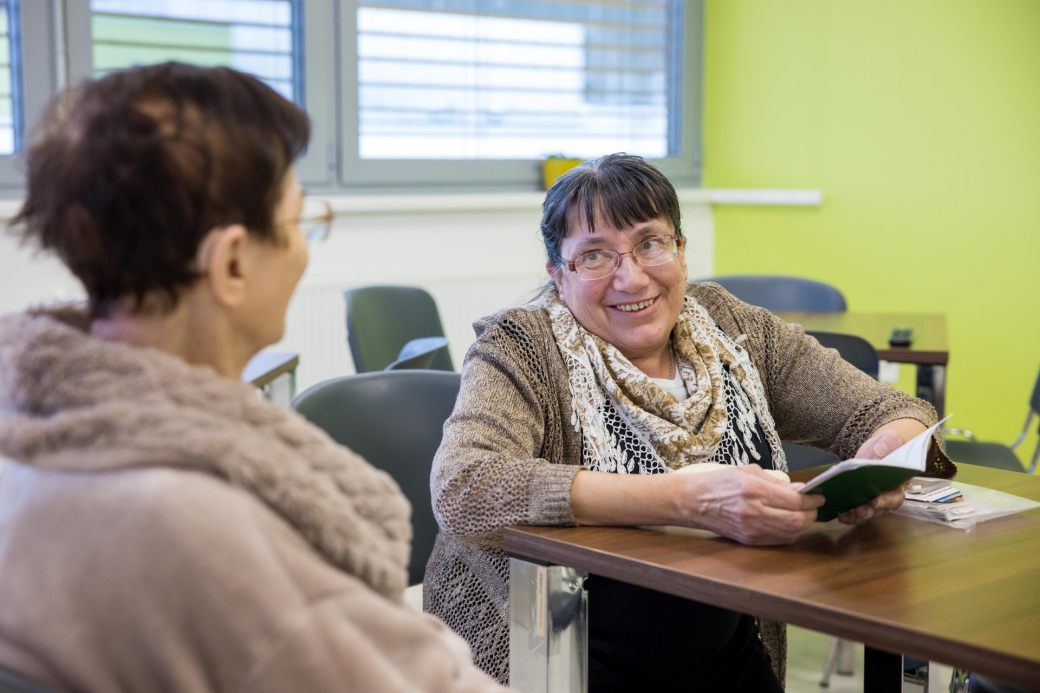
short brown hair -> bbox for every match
[12,62,311,316]
[540,153,682,268]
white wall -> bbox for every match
[0,200,85,313]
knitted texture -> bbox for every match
[536,287,787,473]
[0,307,412,600]
[425,282,950,684]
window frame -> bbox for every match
[336,0,703,192]
[0,1,57,187]
[0,0,702,193]
[64,0,335,187]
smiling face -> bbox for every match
[549,208,687,372]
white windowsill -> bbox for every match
[0,188,823,221]
[327,188,823,215]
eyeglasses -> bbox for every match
[563,235,684,281]
[278,197,334,242]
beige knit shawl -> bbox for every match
[0,306,412,601]
[538,289,785,472]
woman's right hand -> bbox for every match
[676,466,824,545]
[570,466,823,545]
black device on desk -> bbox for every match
[889,328,913,347]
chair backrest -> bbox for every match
[783,331,878,471]
[291,370,461,586]
[710,275,847,312]
[344,286,453,373]
[1030,361,1040,417]
[807,330,879,380]
[1026,362,1040,474]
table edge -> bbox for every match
[503,525,1039,689]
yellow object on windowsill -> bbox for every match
[541,156,581,190]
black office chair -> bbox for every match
[944,362,1040,474]
[291,370,461,587]
[0,667,59,693]
[710,275,847,312]
[344,286,453,373]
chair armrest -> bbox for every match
[944,427,976,442]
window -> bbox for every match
[0,0,701,192]
[0,1,52,186]
[89,0,302,103]
[341,0,699,189]
[73,0,331,183]
[356,1,675,161]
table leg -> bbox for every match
[916,364,946,418]
[508,558,588,693]
[864,647,902,692]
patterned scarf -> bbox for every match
[538,288,785,473]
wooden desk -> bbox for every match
[505,465,1040,692]
[775,312,949,416]
[242,351,299,404]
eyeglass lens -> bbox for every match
[574,236,677,280]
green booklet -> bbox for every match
[798,417,948,522]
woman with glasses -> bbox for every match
[0,63,504,693]
[425,153,953,690]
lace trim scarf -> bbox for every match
[538,289,786,473]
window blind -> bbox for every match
[90,0,300,102]
[356,0,679,161]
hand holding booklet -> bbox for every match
[798,417,949,522]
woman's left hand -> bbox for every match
[836,420,925,525]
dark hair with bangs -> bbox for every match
[11,61,310,318]
[540,153,682,267]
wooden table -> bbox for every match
[775,312,949,416]
[505,465,1040,692]
[242,351,299,404]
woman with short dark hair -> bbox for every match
[425,153,954,690]
[0,62,504,693]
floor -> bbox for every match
[786,625,955,693]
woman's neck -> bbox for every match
[628,341,674,379]
[90,294,249,379]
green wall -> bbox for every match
[703,0,1040,466]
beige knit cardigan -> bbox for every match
[425,282,949,685]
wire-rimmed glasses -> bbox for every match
[564,235,683,281]
[280,197,334,242]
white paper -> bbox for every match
[799,415,951,494]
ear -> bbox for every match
[195,224,250,308]
[545,261,562,291]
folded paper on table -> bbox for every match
[799,417,950,522]
[894,480,1040,530]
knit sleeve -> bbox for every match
[430,311,582,549]
[691,283,954,477]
